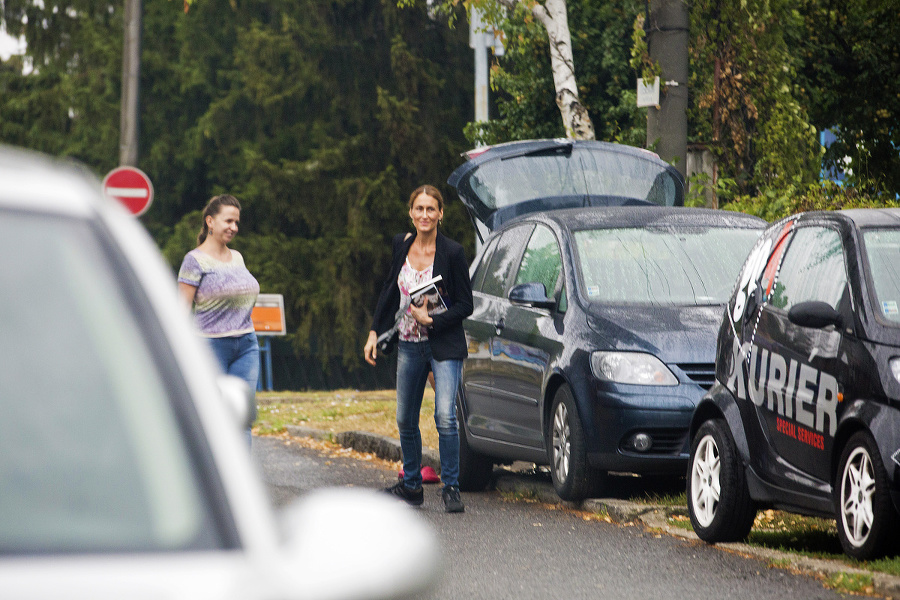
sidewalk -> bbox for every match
[286,426,900,598]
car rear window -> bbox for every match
[573,226,760,305]
[464,147,681,214]
[0,211,223,554]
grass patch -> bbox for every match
[667,514,692,530]
[825,572,875,595]
[637,491,686,507]
[747,510,845,559]
[669,505,900,578]
[499,487,540,503]
[253,389,439,450]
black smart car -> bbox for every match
[448,139,765,501]
[688,209,900,560]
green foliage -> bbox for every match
[794,0,900,197]
[686,172,738,208]
[466,0,646,147]
[726,181,900,223]
[0,0,121,167]
[0,0,474,379]
[5,0,898,385]
[628,14,660,85]
[689,0,820,198]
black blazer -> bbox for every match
[372,231,473,361]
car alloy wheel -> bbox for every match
[836,431,898,560]
[548,384,595,501]
[687,419,755,543]
[840,446,875,545]
[552,401,571,484]
[690,433,720,528]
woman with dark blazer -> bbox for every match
[364,185,473,513]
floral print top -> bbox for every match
[397,258,433,342]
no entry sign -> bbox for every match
[102,166,154,216]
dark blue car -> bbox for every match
[448,140,765,500]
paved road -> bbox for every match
[252,435,847,600]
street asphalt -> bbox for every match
[285,425,900,598]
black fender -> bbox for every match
[541,368,574,447]
[833,398,900,492]
[690,382,752,466]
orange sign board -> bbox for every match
[252,294,286,335]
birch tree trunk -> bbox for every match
[498,0,595,140]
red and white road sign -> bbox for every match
[102,166,154,216]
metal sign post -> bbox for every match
[252,293,287,391]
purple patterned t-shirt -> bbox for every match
[178,249,260,338]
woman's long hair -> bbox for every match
[197,194,241,246]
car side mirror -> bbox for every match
[217,374,255,429]
[788,301,843,329]
[278,488,440,600]
[509,282,556,309]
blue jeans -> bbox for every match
[208,332,259,446]
[396,340,462,490]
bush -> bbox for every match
[724,182,900,222]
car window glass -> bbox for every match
[481,225,533,298]
[573,226,760,305]
[514,225,562,297]
[769,226,846,311]
[0,213,221,554]
[862,229,900,323]
[471,236,499,293]
[760,230,793,304]
[462,146,681,218]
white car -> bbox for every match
[0,146,438,599]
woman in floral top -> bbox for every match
[365,185,473,513]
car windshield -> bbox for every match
[464,146,680,215]
[862,228,900,324]
[573,226,761,305]
[0,211,222,554]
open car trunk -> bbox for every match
[447,139,685,242]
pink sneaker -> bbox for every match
[398,465,441,484]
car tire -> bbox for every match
[835,431,898,560]
[456,401,494,492]
[687,419,756,543]
[548,385,593,501]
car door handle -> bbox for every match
[495,318,505,335]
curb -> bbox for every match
[285,426,900,597]
[286,426,441,470]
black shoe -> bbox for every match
[442,486,465,513]
[384,480,424,506]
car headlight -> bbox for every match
[590,351,678,386]
[890,358,900,385]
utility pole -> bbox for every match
[471,9,489,124]
[119,0,142,166]
[645,0,688,179]
[470,10,504,136]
